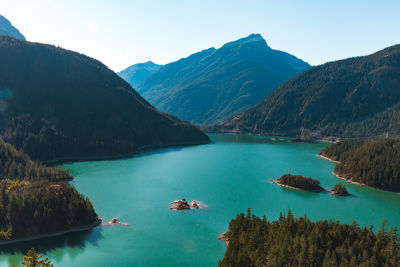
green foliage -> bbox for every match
[213,44,400,138]
[0,180,97,239]
[279,174,323,191]
[137,34,310,125]
[0,36,209,161]
[219,211,400,267]
[0,226,11,240]
[331,183,348,195]
[13,248,53,267]
[0,139,97,240]
[321,139,400,191]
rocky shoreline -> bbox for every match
[317,154,340,164]
[218,231,229,246]
[0,216,102,246]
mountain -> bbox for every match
[0,36,209,161]
[136,34,310,125]
[0,15,25,40]
[211,44,400,138]
[118,61,162,88]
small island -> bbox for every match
[106,218,128,226]
[169,199,202,210]
[330,183,349,196]
[271,174,325,192]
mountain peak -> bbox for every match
[223,33,268,48]
[0,14,26,40]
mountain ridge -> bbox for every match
[209,43,400,138]
[0,15,25,40]
[0,36,209,161]
[118,61,162,88]
[135,34,310,125]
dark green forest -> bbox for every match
[211,44,400,139]
[321,139,400,191]
[278,174,323,191]
[0,138,71,181]
[0,138,97,240]
[0,36,209,162]
[331,183,348,196]
[219,210,400,267]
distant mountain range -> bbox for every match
[210,44,400,139]
[118,61,162,88]
[0,14,25,40]
[0,36,209,161]
[121,34,310,125]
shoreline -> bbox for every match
[42,140,209,165]
[332,171,367,187]
[218,231,229,246]
[270,179,326,193]
[320,153,400,193]
[317,154,340,164]
[0,216,102,246]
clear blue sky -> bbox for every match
[2,0,400,71]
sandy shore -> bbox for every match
[317,154,340,164]
[218,231,229,246]
[0,217,101,246]
[270,179,326,193]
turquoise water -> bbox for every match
[1,133,400,266]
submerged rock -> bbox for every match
[106,218,128,226]
[190,200,200,209]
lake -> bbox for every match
[1,134,400,266]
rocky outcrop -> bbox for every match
[169,199,204,210]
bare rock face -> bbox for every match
[169,199,190,210]
[169,199,204,210]
[190,200,200,209]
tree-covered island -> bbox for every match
[330,183,349,196]
[272,174,325,192]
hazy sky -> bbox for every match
[2,0,400,72]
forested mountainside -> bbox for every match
[0,15,25,40]
[320,139,400,191]
[0,36,209,161]
[0,138,97,240]
[137,34,310,125]
[219,210,400,267]
[211,44,400,138]
[118,61,162,88]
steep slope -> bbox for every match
[118,61,162,88]
[0,15,25,40]
[212,44,400,138]
[137,34,310,125]
[0,36,209,161]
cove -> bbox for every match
[1,133,400,266]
